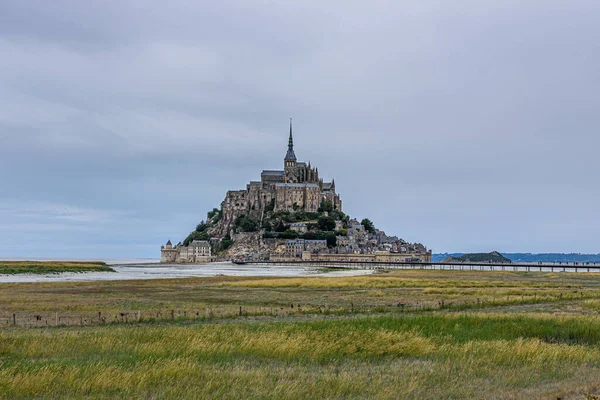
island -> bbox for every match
[161,119,431,264]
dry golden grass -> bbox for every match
[2,270,600,397]
[2,270,600,327]
[1,313,600,398]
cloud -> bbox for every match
[0,0,599,257]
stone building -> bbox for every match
[160,240,178,263]
[284,238,328,257]
[290,223,308,233]
[220,119,342,232]
[160,239,212,263]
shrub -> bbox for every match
[318,216,336,231]
[195,221,208,233]
[234,215,259,232]
[278,230,299,239]
[220,239,232,251]
[318,199,334,212]
[361,218,376,234]
[275,220,287,232]
[183,231,209,246]
[207,208,220,219]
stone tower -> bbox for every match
[284,118,297,182]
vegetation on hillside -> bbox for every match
[179,198,380,255]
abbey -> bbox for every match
[161,118,432,264]
[220,119,341,233]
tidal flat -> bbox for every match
[1,270,600,398]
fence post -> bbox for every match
[12,313,16,326]
[171,310,175,320]
[55,312,58,326]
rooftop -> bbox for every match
[261,170,285,176]
[275,183,319,188]
[189,240,210,247]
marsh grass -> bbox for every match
[2,270,600,328]
[3,271,600,397]
[0,261,113,274]
[1,313,600,398]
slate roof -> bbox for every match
[285,147,297,160]
[261,170,285,176]
[189,240,210,247]
[275,183,319,188]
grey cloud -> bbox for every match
[0,0,599,257]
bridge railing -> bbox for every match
[241,260,600,273]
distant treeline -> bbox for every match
[433,253,600,263]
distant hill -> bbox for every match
[433,253,600,263]
[441,251,512,263]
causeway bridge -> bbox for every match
[239,260,600,273]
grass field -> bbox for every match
[0,261,114,274]
[1,270,600,398]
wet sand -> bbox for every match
[0,262,375,283]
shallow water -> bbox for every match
[0,262,375,283]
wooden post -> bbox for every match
[98,312,102,323]
[171,310,175,320]
[239,306,242,317]
[55,312,58,326]
[12,314,16,326]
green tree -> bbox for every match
[220,239,232,251]
[183,231,209,246]
[318,216,336,231]
[324,232,337,248]
[302,231,316,240]
[262,220,273,231]
[361,218,376,234]
[234,215,259,232]
[265,198,275,212]
[275,220,286,232]
[195,221,208,233]
[318,199,334,213]
[278,230,299,239]
[330,210,347,222]
[335,228,348,237]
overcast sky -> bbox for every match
[1,1,599,259]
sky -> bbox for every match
[1,0,599,259]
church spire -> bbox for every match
[288,117,293,147]
[285,117,296,161]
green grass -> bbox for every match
[1,314,600,398]
[3,270,600,398]
[0,261,114,274]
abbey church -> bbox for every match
[161,118,432,264]
[220,119,341,232]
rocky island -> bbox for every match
[161,119,431,263]
[442,251,512,264]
